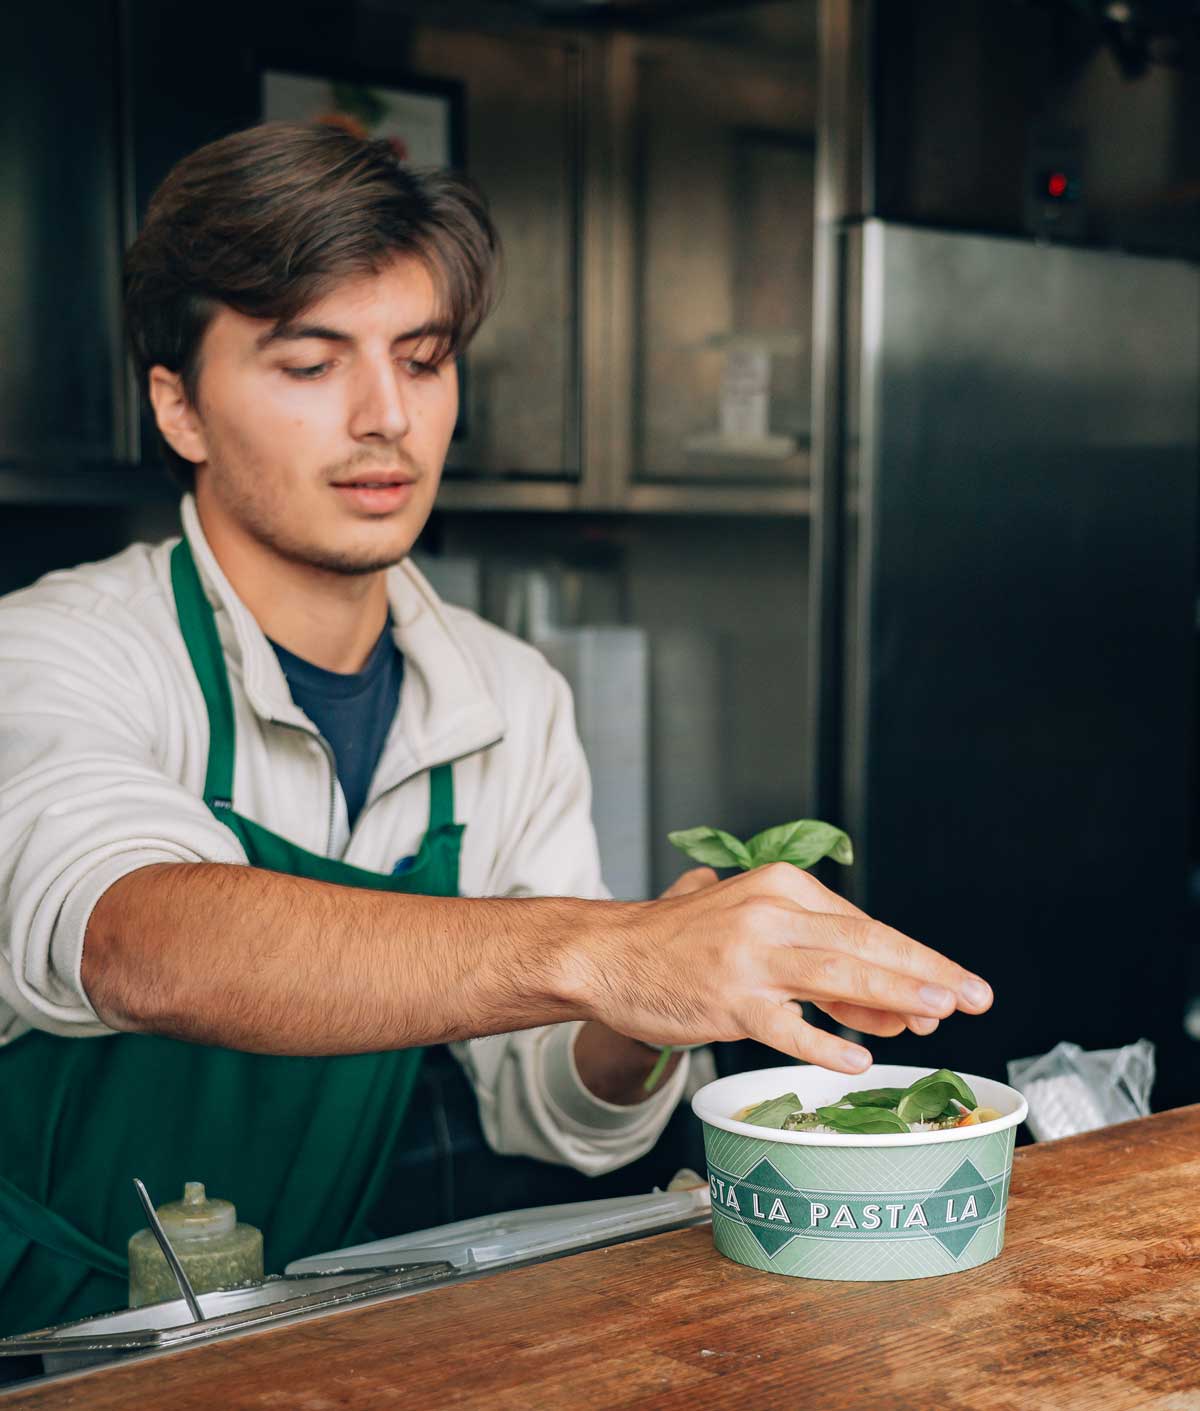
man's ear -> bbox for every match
[148,366,207,467]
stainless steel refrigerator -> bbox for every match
[834,221,1200,1100]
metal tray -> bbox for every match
[0,1263,452,1373]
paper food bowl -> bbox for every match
[692,1063,1028,1282]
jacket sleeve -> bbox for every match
[0,590,247,1041]
[450,658,690,1176]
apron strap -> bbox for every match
[0,1172,126,1280]
[172,536,457,840]
[170,539,237,811]
[427,762,455,832]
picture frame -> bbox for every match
[260,54,464,172]
[258,54,470,438]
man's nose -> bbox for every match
[348,359,412,442]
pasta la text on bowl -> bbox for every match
[692,1064,1028,1282]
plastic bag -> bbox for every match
[1006,1038,1155,1141]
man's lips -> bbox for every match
[330,471,417,488]
[330,474,418,513]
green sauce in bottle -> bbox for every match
[128,1181,264,1309]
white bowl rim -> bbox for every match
[692,1063,1029,1147]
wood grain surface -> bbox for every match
[5,1106,1199,1411]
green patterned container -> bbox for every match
[692,1064,1028,1282]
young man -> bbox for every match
[0,123,992,1335]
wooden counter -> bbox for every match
[6,1106,1199,1410]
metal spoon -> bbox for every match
[132,1177,205,1324]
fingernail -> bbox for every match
[960,978,993,1008]
[919,984,955,1011]
[907,1015,938,1035]
[843,1047,871,1071]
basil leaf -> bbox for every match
[906,1068,977,1111]
[667,827,753,871]
[897,1083,957,1124]
[740,1093,804,1130]
[842,1087,907,1109]
[815,1104,910,1135]
[744,820,854,870]
[829,832,854,865]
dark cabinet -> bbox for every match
[1,0,253,479]
[2,4,126,467]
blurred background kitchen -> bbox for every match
[4,0,1199,1220]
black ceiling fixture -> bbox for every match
[495,0,761,27]
[1030,0,1200,76]
[509,0,1200,69]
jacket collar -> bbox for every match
[178,495,506,779]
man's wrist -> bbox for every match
[541,897,650,1023]
[571,1020,684,1106]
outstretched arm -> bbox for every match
[85,856,991,1069]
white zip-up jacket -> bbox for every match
[0,495,688,1174]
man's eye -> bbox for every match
[284,364,330,380]
[402,359,439,378]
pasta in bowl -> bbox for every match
[692,1063,1027,1282]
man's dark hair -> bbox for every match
[123,122,500,489]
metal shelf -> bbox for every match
[436,478,581,512]
[441,476,811,515]
[626,481,812,516]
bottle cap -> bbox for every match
[154,1181,236,1241]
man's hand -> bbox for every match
[651,866,946,1044]
[567,861,993,1075]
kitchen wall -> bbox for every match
[433,512,811,897]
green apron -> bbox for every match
[0,538,463,1337]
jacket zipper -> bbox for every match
[271,718,502,858]
[269,717,339,854]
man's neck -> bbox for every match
[195,500,391,674]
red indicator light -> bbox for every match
[1047,172,1069,198]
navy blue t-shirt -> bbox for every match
[270,622,404,830]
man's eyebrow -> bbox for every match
[394,321,455,345]
[256,322,351,350]
[255,320,456,351]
